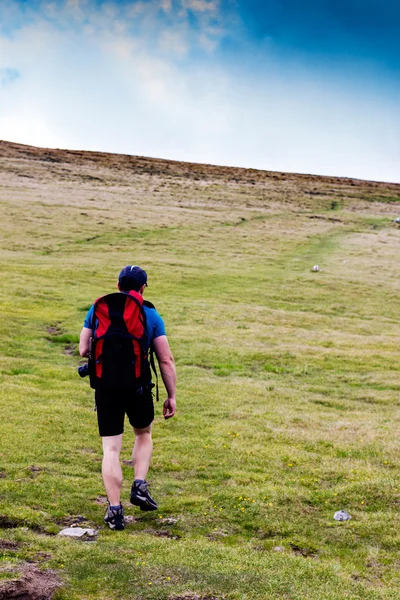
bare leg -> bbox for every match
[132,425,153,480]
[102,435,123,506]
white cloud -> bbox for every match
[126,2,148,18]
[0,112,60,149]
[160,0,172,12]
[159,26,189,56]
[64,0,86,20]
[183,0,218,13]
[198,31,218,51]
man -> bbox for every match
[79,266,177,531]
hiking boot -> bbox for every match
[104,504,125,530]
[130,480,158,511]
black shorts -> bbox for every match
[95,386,154,437]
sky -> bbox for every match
[0,0,399,182]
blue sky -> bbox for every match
[0,0,399,182]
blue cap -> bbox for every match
[118,265,148,290]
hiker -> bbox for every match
[79,266,177,530]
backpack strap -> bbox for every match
[143,300,156,309]
[149,344,159,402]
[143,300,159,402]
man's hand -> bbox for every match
[163,397,176,420]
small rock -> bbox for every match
[334,510,351,521]
[273,546,285,552]
[312,265,320,272]
[58,527,97,538]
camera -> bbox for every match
[78,363,90,378]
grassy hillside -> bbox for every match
[0,140,400,600]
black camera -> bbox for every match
[78,363,90,378]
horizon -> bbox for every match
[2,137,400,186]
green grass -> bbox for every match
[0,143,400,599]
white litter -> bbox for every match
[312,265,320,272]
[157,517,180,525]
[333,510,351,522]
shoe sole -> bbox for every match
[130,495,158,511]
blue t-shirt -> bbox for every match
[83,302,166,351]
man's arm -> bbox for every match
[79,327,93,358]
[153,335,176,419]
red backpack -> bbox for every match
[88,291,157,394]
